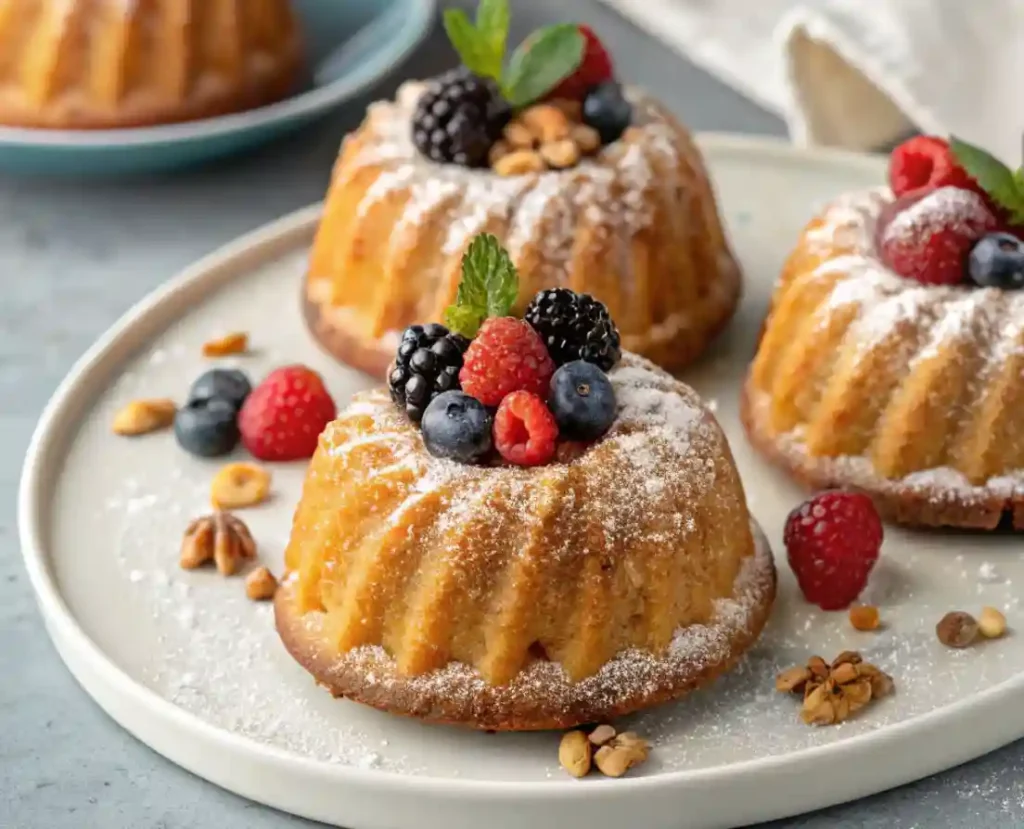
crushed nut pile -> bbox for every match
[558,724,650,779]
[776,651,894,727]
[490,101,603,176]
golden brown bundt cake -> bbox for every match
[0,0,304,130]
[743,185,1024,530]
[276,354,775,731]
[304,79,741,377]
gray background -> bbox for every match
[2,0,1019,826]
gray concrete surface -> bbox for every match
[1,0,1019,826]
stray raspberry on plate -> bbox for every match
[784,491,883,611]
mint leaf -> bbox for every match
[444,305,486,339]
[950,137,1024,222]
[504,24,585,107]
[443,234,519,338]
[475,0,509,68]
[442,9,498,79]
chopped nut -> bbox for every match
[779,651,894,727]
[503,121,536,149]
[246,566,278,601]
[571,124,602,155]
[849,605,881,631]
[493,149,546,177]
[211,462,271,510]
[540,139,581,169]
[775,665,812,694]
[936,611,979,648]
[549,97,583,121]
[558,730,592,778]
[202,331,248,357]
[588,724,617,747]
[488,140,512,167]
[831,650,862,668]
[112,398,176,436]
[806,655,829,680]
[978,606,1007,639]
[180,511,256,575]
[593,733,649,778]
[520,104,571,143]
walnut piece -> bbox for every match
[978,606,1007,639]
[558,730,592,779]
[112,398,176,436]
[776,651,894,727]
[180,511,256,576]
[210,462,271,510]
[520,104,571,143]
[593,732,650,778]
[202,331,248,357]
[540,139,581,170]
[849,605,880,631]
[245,566,278,601]
[936,611,979,648]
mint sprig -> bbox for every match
[442,0,585,109]
[950,137,1024,224]
[444,234,519,338]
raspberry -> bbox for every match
[493,391,558,466]
[459,317,555,407]
[784,491,883,611]
[888,136,980,198]
[879,186,997,285]
[549,25,614,102]
[238,365,337,461]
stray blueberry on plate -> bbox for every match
[187,368,252,411]
[174,397,241,457]
[548,361,617,441]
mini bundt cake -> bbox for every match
[304,8,740,377]
[0,0,304,130]
[276,354,775,730]
[743,136,1024,530]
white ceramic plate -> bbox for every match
[19,135,1024,829]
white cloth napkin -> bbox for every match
[598,0,1024,163]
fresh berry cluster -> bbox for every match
[387,233,621,466]
[881,136,1024,289]
[411,0,631,168]
[174,364,337,463]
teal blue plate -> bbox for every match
[0,0,435,176]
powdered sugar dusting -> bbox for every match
[881,186,993,249]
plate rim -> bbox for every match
[19,133,1024,824]
[0,0,436,150]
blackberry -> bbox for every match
[524,288,621,371]
[388,323,471,422]
[412,67,510,168]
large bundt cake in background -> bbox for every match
[276,354,775,730]
[304,7,740,377]
[743,136,1024,530]
[0,0,304,129]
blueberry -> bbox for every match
[174,397,240,458]
[187,368,252,411]
[968,232,1024,289]
[548,361,617,441]
[421,391,494,463]
[582,82,633,145]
